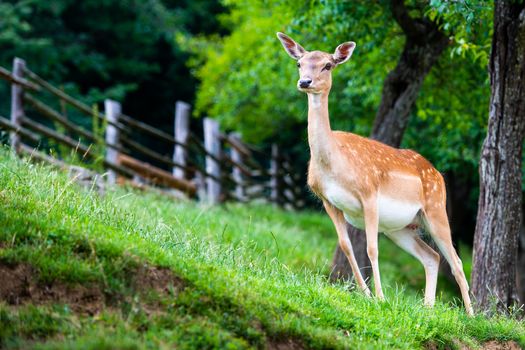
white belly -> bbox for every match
[375,196,421,232]
[323,180,421,233]
[323,178,362,216]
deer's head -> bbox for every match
[276,32,355,94]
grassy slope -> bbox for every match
[0,149,523,350]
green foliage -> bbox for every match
[404,53,490,173]
[0,0,224,143]
[190,1,491,173]
[428,0,492,65]
[1,0,167,96]
[403,1,493,179]
[189,1,399,142]
[188,1,303,142]
[0,1,49,59]
[0,149,524,349]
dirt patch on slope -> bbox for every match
[129,263,186,315]
[0,263,33,304]
[0,260,185,315]
[0,262,105,315]
[426,340,522,350]
[266,337,305,350]
[132,263,185,295]
[482,341,522,350]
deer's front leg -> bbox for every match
[363,196,384,300]
[323,201,372,296]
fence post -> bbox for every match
[203,117,221,204]
[173,101,190,179]
[270,144,282,205]
[229,132,245,201]
[193,170,207,201]
[104,99,121,185]
[10,58,26,152]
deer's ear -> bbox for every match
[333,42,356,65]
[276,32,306,60]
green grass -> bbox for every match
[0,148,523,349]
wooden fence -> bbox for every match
[0,57,306,209]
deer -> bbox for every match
[276,32,473,316]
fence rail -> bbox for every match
[0,57,307,209]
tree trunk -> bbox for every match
[517,203,525,304]
[471,0,525,313]
[330,0,448,282]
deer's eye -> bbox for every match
[297,62,301,68]
[323,63,332,71]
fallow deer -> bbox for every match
[276,32,473,315]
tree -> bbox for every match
[471,0,525,313]
[0,0,224,160]
[331,0,449,281]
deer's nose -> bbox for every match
[299,79,312,88]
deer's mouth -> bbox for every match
[298,86,321,94]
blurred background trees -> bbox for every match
[0,0,225,142]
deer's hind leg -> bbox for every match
[384,228,440,307]
[422,206,474,315]
[362,196,384,300]
[323,201,371,296]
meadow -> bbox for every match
[0,149,523,349]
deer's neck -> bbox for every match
[307,92,335,164]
